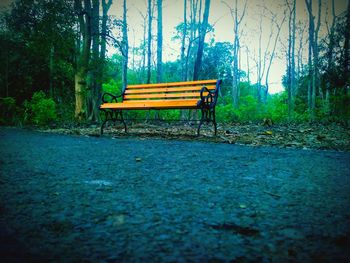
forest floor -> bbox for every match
[42,121,350,151]
[1,126,350,262]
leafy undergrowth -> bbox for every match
[40,121,350,151]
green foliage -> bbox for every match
[238,95,263,121]
[24,91,57,125]
[0,0,75,103]
[217,95,264,123]
[0,97,20,124]
[159,110,181,121]
[265,93,289,122]
[216,104,238,123]
[102,79,122,95]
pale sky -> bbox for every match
[1,0,347,94]
[111,0,347,93]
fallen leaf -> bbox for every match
[265,131,273,135]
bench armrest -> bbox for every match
[102,92,123,103]
[197,86,214,108]
[197,79,222,109]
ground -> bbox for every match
[45,121,350,151]
[0,126,350,262]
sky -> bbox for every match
[111,0,347,94]
[1,0,348,94]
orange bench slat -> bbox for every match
[127,79,217,89]
[100,99,199,110]
[124,85,215,94]
[123,92,208,100]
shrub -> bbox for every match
[102,79,122,95]
[216,104,239,123]
[0,97,18,124]
[24,91,57,125]
[238,95,263,121]
[265,93,289,122]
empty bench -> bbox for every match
[99,79,222,136]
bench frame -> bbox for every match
[99,79,222,136]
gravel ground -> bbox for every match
[0,126,350,262]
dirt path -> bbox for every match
[1,127,350,262]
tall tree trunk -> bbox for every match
[296,21,306,97]
[193,0,210,81]
[325,0,336,114]
[140,13,147,83]
[95,0,112,123]
[313,0,322,106]
[180,0,188,120]
[290,0,296,116]
[224,0,247,107]
[181,0,187,81]
[257,13,262,103]
[154,0,163,120]
[74,0,92,120]
[286,0,296,119]
[344,0,350,89]
[122,0,128,92]
[305,0,315,119]
[101,0,112,60]
[265,11,286,99]
[156,0,163,83]
[232,5,240,107]
[87,0,100,122]
[147,0,152,84]
[49,45,54,98]
[342,0,350,114]
[186,0,199,81]
[246,46,250,84]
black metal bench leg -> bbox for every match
[100,119,108,135]
[100,110,109,135]
[100,110,127,135]
[212,108,217,136]
[119,110,127,133]
[197,108,217,136]
[197,109,205,136]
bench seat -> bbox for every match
[100,99,199,110]
[99,79,222,135]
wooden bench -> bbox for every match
[99,79,222,136]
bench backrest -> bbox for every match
[122,79,220,103]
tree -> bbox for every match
[313,0,322,102]
[156,0,163,83]
[253,5,284,104]
[285,0,296,118]
[305,0,321,119]
[147,0,152,84]
[74,0,92,120]
[180,0,187,81]
[324,0,336,114]
[0,0,75,103]
[121,0,128,92]
[305,0,315,117]
[101,0,112,62]
[265,7,287,99]
[185,0,202,81]
[100,0,112,97]
[223,0,247,107]
[343,0,350,90]
[193,0,210,81]
[86,0,100,122]
[201,42,233,85]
